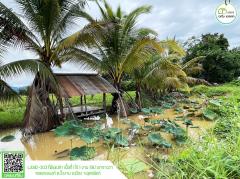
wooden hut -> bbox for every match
[55,73,118,119]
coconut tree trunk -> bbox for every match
[22,74,62,134]
[110,92,119,114]
[135,83,142,111]
[110,81,129,117]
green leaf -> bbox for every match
[148,133,172,148]
[103,128,122,142]
[209,99,221,107]
[149,119,163,125]
[1,135,15,142]
[54,120,83,136]
[149,107,163,114]
[183,118,193,126]
[70,146,96,160]
[115,134,129,147]
[203,109,218,121]
[119,159,149,174]
[129,108,138,114]
[130,122,141,130]
[162,103,173,109]
[54,124,71,136]
[141,108,151,115]
[161,120,187,144]
[79,128,100,144]
[174,108,183,113]
[142,125,153,131]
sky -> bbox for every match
[1,0,240,87]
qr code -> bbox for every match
[2,152,25,178]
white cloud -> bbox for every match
[1,0,240,86]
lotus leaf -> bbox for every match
[115,134,129,147]
[203,109,218,121]
[175,108,183,113]
[149,119,164,125]
[148,133,172,148]
[142,125,153,131]
[78,128,100,144]
[103,128,122,142]
[119,159,149,175]
[54,120,83,136]
[1,135,15,142]
[209,99,221,107]
[141,108,151,115]
[130,122,141,130]
[183,119,193,126]
[162,103,173,109]
[161,121,187,144]
[149,107,163,114]
[129,108,138,114]
[70,146,96,160]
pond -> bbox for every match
[0,109,214,161]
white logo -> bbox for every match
[216,3,237,24]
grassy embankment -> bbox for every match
[0,91,135,129]
[153,81,240,178]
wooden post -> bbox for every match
[103,93,106,111]
[84,95,87,114]
[80,96,83,105]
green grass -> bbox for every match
[191,83,239,97]
[0,97,26,129]
[0,91,136,129]
[69,91,135,107]
[152,83,240,178]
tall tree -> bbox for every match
[184,33,240,83]
[72,0,164,115]
[132,39,211,109]
[0,0,98,133]
[132,40,186,108]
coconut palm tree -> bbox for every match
[132,40,209,109]
[0,0,98,133]
[131,40,185,109]
[72,0,163,115]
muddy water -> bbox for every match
[0,108,214,162]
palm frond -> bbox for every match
[61,47,101,71]
[123,5,152,35]
[95,0,108,20]
[123,38,163,73]
[0,2,41,52]
[103,0,115,20]
[51,2,94,45]
[160,39,186,57]
[137,28,158,38]
[56,22,100,52]
[0,59,55,84]
[182,56,205,70]
[0,79,20,103]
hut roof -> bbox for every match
[55,73,118,97]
